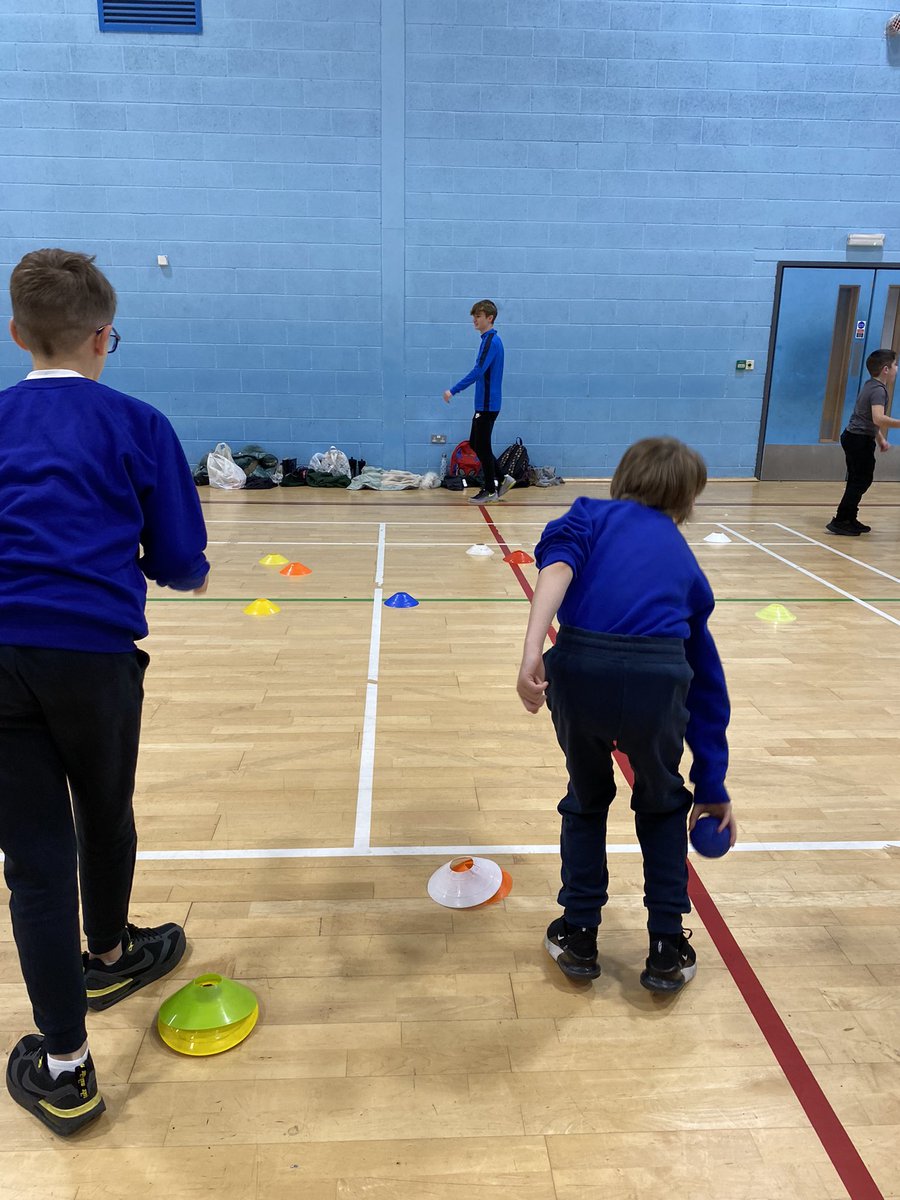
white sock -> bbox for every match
[46,1047,89,1081]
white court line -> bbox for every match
[2,841,895,865]
[208,540,537,548]
[773,523,900,586]
[717,524,900,628]
[209,539,799,549]
[209,540,378,547]
[204,518,774,527]
[203,519,552,528]
[353,522,386,851]
[130,840,900,861]
[690,542,812,548]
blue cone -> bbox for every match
[384,591,419,608]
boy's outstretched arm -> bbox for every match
[139,416,210,592]
[684,605,737,843]
[517,562,573,713]
[871,403,900,433]
[446,334,499,398]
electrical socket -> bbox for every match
[430,433,447,444]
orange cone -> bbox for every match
[280,562,312,576]
[471,869,513,908]
[503,550,534,564]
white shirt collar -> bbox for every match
[26,369,86,379]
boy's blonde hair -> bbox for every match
[610,437,707,525]
[10,248,117,359]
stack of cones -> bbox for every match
[157,974,259,1056]
[427,857,513,909]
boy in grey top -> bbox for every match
[827,349,900,536]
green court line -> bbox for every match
[147,596,900,604]
[148,596,529,602]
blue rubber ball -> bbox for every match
[689,815,731,858]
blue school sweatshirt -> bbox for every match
[449,328,504,412]
[0,374,209,653]
[535,497,730,806]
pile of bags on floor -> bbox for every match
[349,466,440,491]
[440,436,565,491]
[193,443,281,490]
[193,444,441,491]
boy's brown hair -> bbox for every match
[866,348,896,378]
[10,248,117,359]
[470,299,498,321]
[610,436,707,525]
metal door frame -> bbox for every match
[755,261,900,478]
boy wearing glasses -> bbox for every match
[0,249,209,1134]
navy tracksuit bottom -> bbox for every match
[545,626,693,935]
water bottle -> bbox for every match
[439,452,448,478]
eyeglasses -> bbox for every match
[96,324,121,354]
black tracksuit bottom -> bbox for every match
[544,627,693,935]
[0,645,146,1053]
[468,410,500,492]
[835,430,876,523]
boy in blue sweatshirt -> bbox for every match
[443,299,515,504]
[517,438,736,992]
[0,249,210,1135]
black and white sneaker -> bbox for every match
[544,917,601,980]
[6,1035,105,1137]
[640,929,696,993]
[83,922,186,1011]
[497,474,516,498]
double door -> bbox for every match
[757,263,900,479]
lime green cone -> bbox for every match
[157,974,259,1057]
[755,603,796,625]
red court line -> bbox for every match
[479,504,885,1200]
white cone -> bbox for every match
[703,532,731,544]
[427,857,503,909]
[466,544,495,556]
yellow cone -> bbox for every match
[755,603,796,624]
[158,974,259,1057]
[259,553,289,566]
[244,598,280,616]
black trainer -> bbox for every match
[825,519,861,537]
[851,518,872,533]
[544,917,602,980]
[640,929,697,994]
[83,922,186,1012]
[6,1035,105,1137]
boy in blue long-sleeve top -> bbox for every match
[443,299,515,504]
[517,438,736,992]
[0,249,210,1135]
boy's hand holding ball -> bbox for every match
[689,801,737,857]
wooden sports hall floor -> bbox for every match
[1,480,899,1199]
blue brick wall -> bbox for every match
[404,0,900,475]
[1,0,900,475]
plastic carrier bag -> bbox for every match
[207,442,246,490]
[309,446,351,479]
